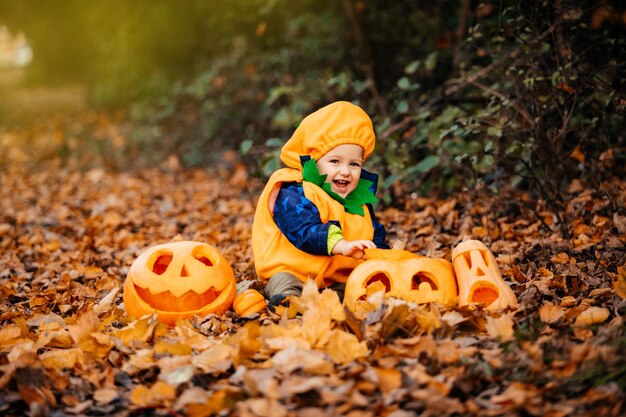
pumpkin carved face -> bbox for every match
[451,239,517,311]
[344,249,458,311]
[123,241,236,325]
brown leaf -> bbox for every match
[93,388,119,405]
[373,368,403,393]
[192,343,233,374]
[614,265,626,300]
[613,213,626,234]
[574,307,610,327]
[486,314,515,341]
[539,303,565,324]
[490,382,542,414]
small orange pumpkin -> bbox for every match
[451,239,517,311]
[344,248,458,311]
[233,289,266,316]
[123,241,236,325]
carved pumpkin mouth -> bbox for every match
[134,286,221,312]
[468,281,499,307]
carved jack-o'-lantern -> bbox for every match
[233,289,266,316]
[344,248,458,311]
[123,241,236,325]
[451,239,517,311]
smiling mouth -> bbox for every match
[333,179,350,189]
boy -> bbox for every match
[251,101,389,308]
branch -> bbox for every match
[471,81,534,128]
[380,26,557,140]
[444,26,555,96]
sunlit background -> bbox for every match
[0,1,623,197]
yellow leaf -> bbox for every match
[151,381,177,403]
[318,288,346,321]
[302,307,331,348]
[154,341,192,356]
[295,280,345,321]
[183,389,234,417]
[486,314,515,341]
[326,330,368,365]
[228,321,262,367]
[614,265,626,300]
[112,316,157,345]
[0,325,23,348]
[130,385,153,407]
[77,332,113,358]
[40,348,83,370]
[574,307,610,327]
[68,310,99,345]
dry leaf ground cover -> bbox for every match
[0,116,625,417]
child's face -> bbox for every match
[316,144,364,198]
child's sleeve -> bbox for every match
[273,183,339,255]
[368,205,390,249]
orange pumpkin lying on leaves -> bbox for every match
[344,248,458,311]
[233,289,266,316]
[123,240,237,326]
[451,239,518,311]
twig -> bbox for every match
[471,80,534,128]
[444,26,556,97]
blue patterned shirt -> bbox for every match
[273,182,389,255]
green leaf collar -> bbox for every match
[301,158,378,216]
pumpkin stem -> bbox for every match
[391,240,406,250]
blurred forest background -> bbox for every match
[0,0,624,204]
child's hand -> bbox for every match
[332,239,376,259]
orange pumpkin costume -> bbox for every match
[252,101,382,287]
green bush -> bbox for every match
[2,1,623,200]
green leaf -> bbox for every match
[404,60,421,74]
[265,138,284,147]
[414,155,440,173]
[396,100,409,113]
[487,126,502,137]
[240,139,253,155]
[397,77,411,90]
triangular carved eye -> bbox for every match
[151,252,173,275]
[463,251,473,268]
